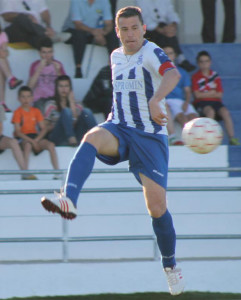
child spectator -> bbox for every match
[12,86,60,179]
[0,103,26,171]
[0,25,23,112]
[163,45,198,145]
[28,37,66,103]
[44,75,97,146]
[192,50,240,146]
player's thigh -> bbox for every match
[82,126,119,157]
[139,172,167,217]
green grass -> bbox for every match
[4,292,241,300]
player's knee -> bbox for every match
[147,202,167,218]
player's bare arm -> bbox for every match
[149,68,180,125]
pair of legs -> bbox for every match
[48,107,97,146]
[5,14,48,49]
[201,0,235,43]
[196,102,235,139]
[0,56,22,109]
[21,138,59,170]
[64,28,119,77]
[0,135,26,169]
[203,105,235,138]
[64,125,176,268]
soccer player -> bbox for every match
[41,6,184,295]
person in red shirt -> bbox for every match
[12,85,59,179]
[192,50,240,146]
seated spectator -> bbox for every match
[163,45,198,145]
[12,86,60,180]
[28,37,66,103]
[0,103,26,171]
[192,50,240,146]
[62,0,119,78]
[44,75,97,146]
[83,65,112,119]
[136,0,195,72]
[0,0,71,49]
[165,104,183,146]
[0,25,23,112]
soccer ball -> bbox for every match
[182,118,223,154]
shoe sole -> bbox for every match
[41,197,76,220]
[9,80,23,90]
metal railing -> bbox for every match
[0,167,241,262]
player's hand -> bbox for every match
[149,99,168,126]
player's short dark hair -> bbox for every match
[196,50,211,62]
[115,6,144,26]
[18,85,32,96]
[38,36,53,50]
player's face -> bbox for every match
[40,47,53,64]
[116,16,146,55]
[198,55,211,72]
[19,91,33,107]
[57,80,71,97]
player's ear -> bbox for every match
[143,24,147,35]
[115,26,120,38]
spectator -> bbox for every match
[62,0,119,78]
[165,104,183,146]
[83,65,112,119]
[0,104,26,172]
[136,0,195,72]
[28,37,65,103]
[201,0,235,43]
[44,75,97,146]
[192,50,240,146]
[0,0,71,49]
[12,85,60,179]
[163,45,198,145]
[0,25,23,112]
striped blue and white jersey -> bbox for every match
[108,39,175,135]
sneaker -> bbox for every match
[8,77,23,90]
[229,137,240,146]
[169,137,184,146]
[21,174,38,180]
[52,32,71,43]
[178,60,196,72]
[164,267,185,296]
[41,192,77,220]
[1,102,11,112]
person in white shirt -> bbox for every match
[136,0,195,72]
[0,0,70,49]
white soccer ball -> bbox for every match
[182,117,223,154]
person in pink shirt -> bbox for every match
[0,25,23,112]
[28,37,65,103]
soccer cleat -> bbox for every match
[41,192,77,220]
[164,266,185,296]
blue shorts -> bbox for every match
[97,122,169,189]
